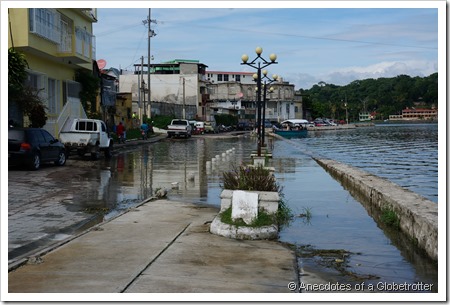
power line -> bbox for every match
[162,20,437,50]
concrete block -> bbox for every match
[220,198,231,212]
[231,190,259,225]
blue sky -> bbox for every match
[93,2,442,90]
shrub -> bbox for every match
[222,164,279,192]
[152,115,175,129]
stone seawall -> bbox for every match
[314,158,438,261]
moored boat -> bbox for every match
[273,119,309,138]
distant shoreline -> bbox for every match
[374,120,438,125]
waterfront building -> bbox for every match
[389,108,438,121]
[8,8,98,136]
[359,112,370,121]
[119,64,303,123]
[401,108,438,120]
[206,70,303,123]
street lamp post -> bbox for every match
[261,70,278,147]
[241,47,277,157]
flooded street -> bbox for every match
[8,133,438,292]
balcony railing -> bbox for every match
[29,9,95,61]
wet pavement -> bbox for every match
[8,199,298,297]
[7,134,167,267]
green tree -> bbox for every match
[75,69,100,116]
[8,48,28,101]
[9,48,48,127]
[302,74,438,120]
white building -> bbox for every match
[206,70,302,122]
[118,61,303,123]
[119,59,208,120]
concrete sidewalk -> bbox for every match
[8,199,298,295]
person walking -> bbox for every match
[117,122,125,143]
[140,121,149,140]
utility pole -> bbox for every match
[143,9,157,120]
[141,56,146,122]
[182,77,186,119]
[138,58,141,121]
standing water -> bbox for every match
[95,127,437,292]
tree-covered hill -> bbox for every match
[299,73,438,121]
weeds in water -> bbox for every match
[277,192,294,229]
[380,207,400,229]
[302,207,313,220]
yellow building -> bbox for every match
[115,92,134,129]
[8,8,97,136]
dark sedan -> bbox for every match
[8,128,67,170]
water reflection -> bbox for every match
[80,137,257,219]
[71,132,437,291]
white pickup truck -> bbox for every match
[167,119,192,138]
[59,119,113,160]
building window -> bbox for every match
[47,78,61,114]
[236,75,241,82]
[58,15,73,53]
[217,74,223,81]
[224,74,229,81]
[75,26,93,58]
[26,71,47,101]
[29,8,60,44]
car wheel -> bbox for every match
[91,152,99,160]
[104,143,113,159]
[30,153,41,170]
[55,150,66,166]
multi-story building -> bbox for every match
[119,59,209,121]
[118,62,302,123]
[8,8,97,136]
[206,70,302,123]
[389,107,438,121]
[206,71,255,85]
[401,108,438,120]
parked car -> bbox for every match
[237,122,252,131]
[313,118,327,126]
[59,119,113,160]
[8,127,67,170]
[323,118,337,126]
[167,119,192,138]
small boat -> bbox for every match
[273,119,309,138]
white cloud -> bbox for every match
[286,60,437,89]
